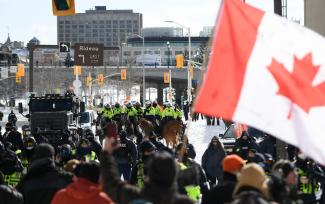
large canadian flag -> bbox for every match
[194,0,325,165]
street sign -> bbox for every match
[10,66,17,73]
[73,79,82,88]
[1,68,8,79]
[59,42,71,53]
[74,43,104,66]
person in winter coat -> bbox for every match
[51,162,114,204]
[85,132,102,158]
[231,163,270,204]
[233,131,258,160]
[201,136,226,186]
[2,123,24,152]
[202,155,245,204]
[130,140,156,188]
[16,143,73,204]
[0,171,23,204]
[100,137,194,204]
[8,111,17,126]
[176,143,210,202]
[113,130,137,182]
[269,160,302,204]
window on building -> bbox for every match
[154,50,160,54]
[59,25,64,29]
[79,38,84,42]
[72,25,77,29]
[92,21,97,24]
[99,20,104,24]
[123,51,131,56]
[99,25,104,28]
[59,21,64,25]
[65,21,70,24]
[134,51,141,56]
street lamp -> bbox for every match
[164,21,192,104]
[129,34,145,106]
[166,41,171,68]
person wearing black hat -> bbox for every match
[2,123,24,152]
[16,143,72,204]
[113,130,137,182]
[86,132,102,158]
[269,160,302,204]
[233,131,258,160]
[100,138,194,204]
[130,140,156,188]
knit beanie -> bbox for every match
[223,155,245,173]
[148,151,177,187]
[32,143,55,161]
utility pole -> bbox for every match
[273,0,288,160]
[27,42,35,92]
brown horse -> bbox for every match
[138,118,154,137]
[162,120,183,148]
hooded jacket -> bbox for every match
[51,178,114,204]
[201,139,226,179]
[16,158,72,204]
[100,151,194,204]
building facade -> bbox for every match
[304,0,325,37]
[57,6,143,65]
[122,36,209,67]
[142,27,183,38]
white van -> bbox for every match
[79,110,96,130]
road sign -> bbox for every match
[73,79,82,88]
[10,66,17,73]
[59,42,71,52]
[74,43,104,66]
[1,68,8,79]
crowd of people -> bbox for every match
[0,104,325,204]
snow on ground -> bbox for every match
[187,118,227,164]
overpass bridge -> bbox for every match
[6,66,204,105]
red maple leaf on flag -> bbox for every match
[268,53,325,118]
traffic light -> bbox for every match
[97,74,104,86]
[86,76,92,87]
[17,64,25,77]
[73,66,82,76]
[121,69,127,80]
[176,54,184,68]
[52,0,75,16]
[15,73,21,84]
[164,72,170,84]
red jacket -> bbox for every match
[51,178,114,204]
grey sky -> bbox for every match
[0,0,303,45]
